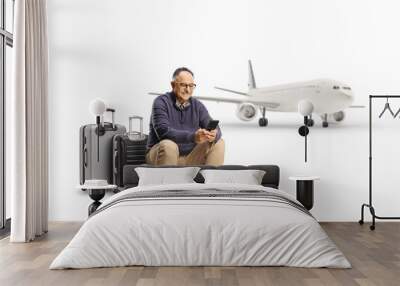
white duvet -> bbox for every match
[50,183,351,269]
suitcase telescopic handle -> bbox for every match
[129,116,143,135]
[106,108,116,129]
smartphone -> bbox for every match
[206,120,219,131]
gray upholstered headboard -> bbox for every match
[122,164,280,189]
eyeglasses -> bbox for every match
[176,82,197,89]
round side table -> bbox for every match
[289,176,320,210]
[77,184,117,216]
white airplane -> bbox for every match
[192,60,364,129]
[149,60,364,136]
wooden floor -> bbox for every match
[0,222,399,286]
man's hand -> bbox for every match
[194,129,208,144]
[206,129,217,143]
[195,128,217,144]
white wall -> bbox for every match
[48,0,400,221]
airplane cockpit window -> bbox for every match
[342,87,351,90]
[333,86,340,90]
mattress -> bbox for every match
[50,183,351,269]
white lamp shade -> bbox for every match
[298,100,314,116]
[89,98,106,116]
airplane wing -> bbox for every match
[349,105,366,108]
[150,89,249,96]
[194,96,245,104]
[148,92,246,104]
[195,95,280,109]
[214,87,249,96]
[148,92,280,109]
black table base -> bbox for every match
[296,180,314,211]
[88,189,105,216]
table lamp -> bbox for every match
[298,100,314,162]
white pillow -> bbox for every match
[135,167,201,186]
[200,169,266,185]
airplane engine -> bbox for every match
[236,103,258,121]
[332,111,345,122]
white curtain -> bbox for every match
[10,0,49,242]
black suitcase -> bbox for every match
[113,116,148,187]
[79,109,126,186]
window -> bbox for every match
[0,0,14,234]
[333,86,340,90]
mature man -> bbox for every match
[146,67,225,166]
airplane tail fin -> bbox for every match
[213,60,256,96]
[248,60,256,90]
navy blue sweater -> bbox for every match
[147,92,222,156]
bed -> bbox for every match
[50,165,350,269]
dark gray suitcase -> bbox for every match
[79,109,126,186]
[113,116,148,187]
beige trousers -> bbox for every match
[146,139,225,166]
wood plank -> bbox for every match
[0,222,399,286]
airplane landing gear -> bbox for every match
[258,107,268,127]
[306,118,314,127]
[322,114,328,128]
[259,118,268,127]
